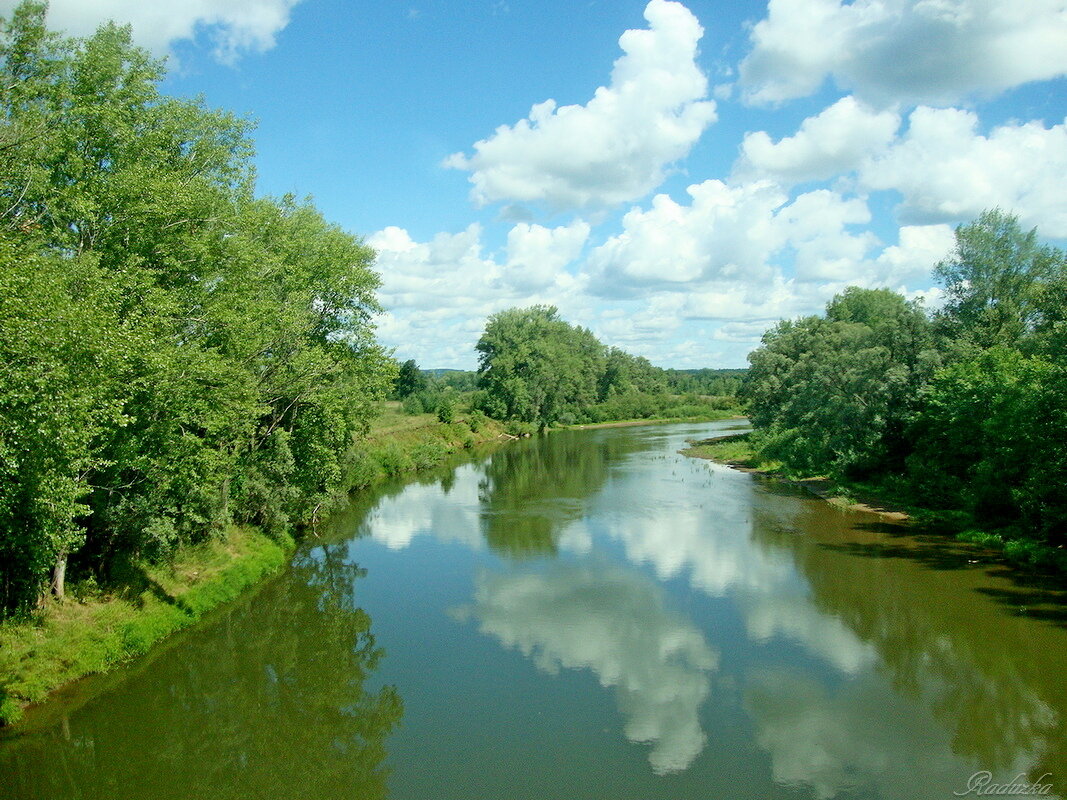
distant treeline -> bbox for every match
[467,306,741,430]
[743,209,1066,562]
[400,365,745,417]
[0,4,394,615]
[394,309,744,432]
[663,369,745,397]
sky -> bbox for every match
[9,0,1067,369]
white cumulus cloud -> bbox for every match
[586,179,885,301]
[444,0,716,211]
[859,108,1067,236]
[504,220,590,291]
[775,190,878,282]
[739,0,1067,106]
[737,96,901,183]
[870,224,956,285]
[1,0,304,62]
[369,221,589,367]
[586,179,787,293]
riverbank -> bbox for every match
[681,433,911,520]
[0,526,292,726]
[566,411,746,431]
[681,432,1067,574]
[0,408,506,726]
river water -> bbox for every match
[2,420,1065,800]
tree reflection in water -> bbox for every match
[744,498,1067,794]
[0,544,402,800]
[478,428,645,558]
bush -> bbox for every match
[466,408,486,432]
[504,420,536,437]
[474,391,507,420]
[436,397,455,424]
[376,443,415,477]
[410,441,448,470]
[401,394,424,415]
[556,411,577,427]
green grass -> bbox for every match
[350,407,505,488]
[679,432,773,469]
[952,529,1067,572]
[0,526,291,725]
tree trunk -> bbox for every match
[51,551,67,599]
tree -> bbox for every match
[0,237,130,607]
[394,360,425,398]
[599,348,667,400]
[475,306,603,430]
[908,348,1067,544]
[0,2,394,614]
[740,211,1067,547]
[1027,272,1067,361]
[743,288,938,477]
[934,209,1066,349]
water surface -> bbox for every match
[2,421,1065,800]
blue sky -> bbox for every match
[11,0,1067,368]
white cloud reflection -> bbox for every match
[453,562,718,774]
[361,463,485,551]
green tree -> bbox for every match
[0,2,394,614]
[908,349,1067,543]
[0,237,130,608]
[934,209,1065,349]
[435,394,456,424]
[663,368,746,396]
[1028,272,1067,361]
[743,288,938,477]
[599,348,667,400]
[394,359,426,398]
[476,306,604,430]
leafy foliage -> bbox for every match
[934,209,1066,349]
[394,359,426,398]
[0,3,394,615]
[743,210,1067,554]
[475,306,741,429]
[663,368,746,396]
[743,288,938,477]
[909,348,1067,544]
[475,306,605,430]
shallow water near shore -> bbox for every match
[2,420,1065,800]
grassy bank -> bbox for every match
[0,407,506,726]
[350,404,505,485]
[681,433,1067,574]
[0,526,291,726]
[567,408,745,430]
[680,431,768,471]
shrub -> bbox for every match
[436,397,455,424]
[376,443,415,476]
[504,420,536,437]
[466,408,486,432]
[401,394,424,415]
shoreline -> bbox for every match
[4,411,742,727]
[680,432,912,521]
[680,432,1067,577]
[0,411,509,727]
[565,412,746,431]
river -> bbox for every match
[1,420,1065,800]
